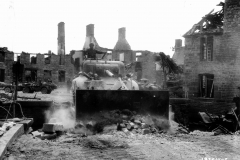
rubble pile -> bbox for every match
[74,109,172,136]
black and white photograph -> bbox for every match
[0,0,238,160]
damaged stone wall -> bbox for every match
[183,0,240,100]
[20,53,74,85]
[135,51,163,85]
[0,47,14,83]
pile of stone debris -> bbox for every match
[30,109,190,140]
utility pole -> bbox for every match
[12,57,23,118]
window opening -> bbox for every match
[199,74,214,98]
[58,70,65,82]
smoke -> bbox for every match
[168,105,179,134]
[44,102,76,129]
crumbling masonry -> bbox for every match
[173,0,240,100]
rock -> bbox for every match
[86,121,94,130]
[142,129,150,135]
[103,124,117,133]
[31,131,42,137]
[41,133,57,140]
[150,127,158,133]
[122,115,129,120]
[132,129,137,134]
[122,128,128,133]
[141,123,149,129]
[42,123,55,133]
[127,124,132,130]
[134,120,141,125]
[42,123,64,133]
[119,123,126,128]
[75,121,84,129]
[133,124,139,129]
[132,111,137,115]
[129,122,135,126]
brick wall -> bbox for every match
[183,0,240,101]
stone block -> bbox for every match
[41,133,57,140]
[42,123,64,133]
[142,129,150,135]
[141,123,149,129]
[122,128,128,133]
[134,119,141,125]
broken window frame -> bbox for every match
[199,74,214,98]
[200,36,213,61]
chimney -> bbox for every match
[118,27,126,40]
[114,27,131,50]
[83,24,101,50]
[86,24,94,37]
[175,39,182,48]
[57,22,65,56]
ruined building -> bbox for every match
[0,22,75,85]
[0,47,14,83]
[173,0,240,100]
[70,24,164,85]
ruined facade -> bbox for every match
[0,47,14,83]
[20,52,74,85]
[175,0,240,100]
[0,48,74,85]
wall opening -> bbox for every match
[119,53,124,62]
[136,52,142,61]
[58,70,65,82]
[200,36,213,61]
[43,70,52,81]
[0,69,5,82]
[31,56,37,64]
[0,52,5,62]
[199,74,214,98]
[135,62,142,81]
[25,69,37,82]
[44,55,51,64]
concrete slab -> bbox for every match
[0,124,24,160]
[18,118,34,132]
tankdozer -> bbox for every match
[72,57,169,119]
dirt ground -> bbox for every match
[3,88,240,160]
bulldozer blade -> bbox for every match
[75,90,169,118]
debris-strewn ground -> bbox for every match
[3,131,240,160]
[2,88,240,160]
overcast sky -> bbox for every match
[0,0,222,57]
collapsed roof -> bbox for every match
[183,2,224,37]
